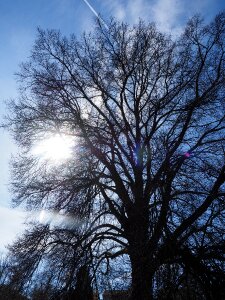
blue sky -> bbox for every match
[0,0,225,252]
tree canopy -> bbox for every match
[4,12,225,299]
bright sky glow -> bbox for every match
[32,134,75,162]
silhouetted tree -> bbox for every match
[5,12,225,299]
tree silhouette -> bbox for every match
[5,12,225,299]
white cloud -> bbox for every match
[101,0,223,35]
[127,0,150,23]
[102,0,149,23]
[101,0,182,33]
[151,0,182,32]
[100,0,126,21]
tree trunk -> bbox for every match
[130,252,154,300]
[126,203,154,299]
[127,223,154,299]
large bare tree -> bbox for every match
[5,12,225,299]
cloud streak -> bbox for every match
[82,0,109,29]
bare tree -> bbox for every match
[5,12,225,299]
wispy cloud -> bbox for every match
[102,0,183,33]
[101,0,223,35]
[151,0,184,35]
[102,0,148,23]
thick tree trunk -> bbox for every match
[126,200,154,299]
[127,224,154,299]
[130,254,154,300]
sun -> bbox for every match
[32,134,75,162]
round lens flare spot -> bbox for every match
[32,134,75,162]
[184,152,191,158]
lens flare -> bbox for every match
[184,152,191,158]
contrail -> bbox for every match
[82,0,109,30]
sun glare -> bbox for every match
[33,134,75,162]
